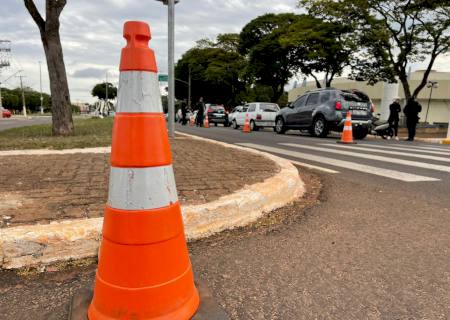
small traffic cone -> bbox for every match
[337,112,356,144]
[243,113,251,133]
[204,114,210,128]
[88,21,199,320]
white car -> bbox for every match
[232,102,280,131]
[228,105,246,125]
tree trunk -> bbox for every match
[24,0,73,136]
[399,76,412,101]
[271,85,284,103]
[42,32,73,135]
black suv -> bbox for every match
[206,104,229,126]
[275,88,373,139]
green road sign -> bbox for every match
[158,74,169,82]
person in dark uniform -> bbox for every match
[181,99,188,125]
[403,97,422,141]
[196,97,205,127]
[388,97,401,140]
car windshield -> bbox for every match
[260,103,279,112]
[340,90,370,102]
[210,105,225,111]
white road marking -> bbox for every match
[289,160,339,173]
[321,143,450,163]
[409,145,450,152]
[355,144,450,156]
[281,143,450,173]
[238,143,439,182]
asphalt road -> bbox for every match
[177,124,450,319]
[0,116,52,131]
[1,123,449,319]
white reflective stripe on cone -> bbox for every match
[116,71,163,113]
[108,165,178,210]
[344,126,352,130]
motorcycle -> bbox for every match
[370,113,394,139]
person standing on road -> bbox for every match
[181,99,188,125]
[403,97,422,141]
[196,97,205,127]
[388,97,401,140]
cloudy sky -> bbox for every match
[1,0,449,103]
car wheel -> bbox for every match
[312,116,328,138]
[353,127,368,140]
[275,117,286,134]
[232,119,238,129]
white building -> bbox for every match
[288,70,450,125]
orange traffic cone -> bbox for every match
[204,114,210,128]
[88,21,199,320]
[337,112,356,144]
[243,113,251,133]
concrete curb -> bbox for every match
[0,147,110,156]
[0,137,304,269]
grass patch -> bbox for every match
[0,117,114,150]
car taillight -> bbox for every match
[256,114,262,120]
[207,108,213,113]
[335,101,342,110]
[371,104,375,113]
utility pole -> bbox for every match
[105,71,108,103]
[16,73,27,117]
[167,0,175,137]
[0,70,22,113]
[0,40,12,113]
[156,0,180,138]
[39,61,43,114]
[188,65,191,109]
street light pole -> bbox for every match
[16,73,27,117]
[425,80,438,124]
[188,65,191,109]
[167,0,175,137]
[156,0,179,138]
[39,61,43,114]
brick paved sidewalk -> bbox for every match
[0,136,277,228]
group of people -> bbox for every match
[388,97,422,141]
[179,97,206,127]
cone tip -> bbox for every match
[120,21,157,72]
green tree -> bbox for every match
[175,47,246,107]
[91,82,117,101]
[280,15,356,88]
[300,0,450,99]
[239,13,301,102]
[2,87,51,113]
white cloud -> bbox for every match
[1,0,300,102]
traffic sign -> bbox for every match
[158,74,168,82]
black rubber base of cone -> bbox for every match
[67,279,229,320]
[336,140,357,144]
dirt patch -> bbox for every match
[0,137,277,228]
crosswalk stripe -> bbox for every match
[321,143,450,163]
[289,160,339,173]
[280,143,450,173]
[238,143,439,182]
[409,145,450,152]
[356,144,450,156]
